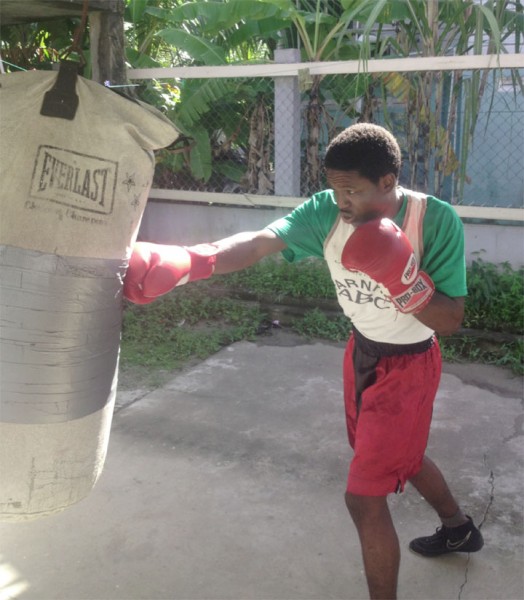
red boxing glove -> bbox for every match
[124,241,218,304]
[341,218,435,314]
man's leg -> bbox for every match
[408,455,462,519]
[408,455,484,556]
[345,492,399,600]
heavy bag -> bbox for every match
[0,68,178,521]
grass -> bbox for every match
[121,286,265,370]
[216,257,336,300]
[439,336,524,374]
[121,256,524,380]
[290,308,352,341]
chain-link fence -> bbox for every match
[460,78,523,208]
[142,67,523,209]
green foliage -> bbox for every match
[0,19,82,71]
[291,308,352,342]
[146,1,285,37]
[187,125,213,182]
[213,256,336,300]
[464,256,524,334]
[439,336,523,376]
[121,284,265,369]
[127,0,149,23]
[156,28,227,65]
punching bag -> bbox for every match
[0,66,178,521]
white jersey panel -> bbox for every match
[323,214,434,344]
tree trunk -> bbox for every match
[304,75,323,195]
[247,98,273,194]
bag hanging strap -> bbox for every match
[39,0,89,120]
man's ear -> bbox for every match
[380,173,397,192]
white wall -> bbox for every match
[138,202,289,246]
[463,223,524,267]
[139,201,524,269]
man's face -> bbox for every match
[326,168,397,226]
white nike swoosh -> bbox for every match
[446,531,472,550]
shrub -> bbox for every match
[464,257,523,334]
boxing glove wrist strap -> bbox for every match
[390,270,435,314]
[176,243,219,286]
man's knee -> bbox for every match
[344,491,388,523]
[345,491,363,528]
[344,491,358,514]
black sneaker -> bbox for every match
[409,516,484,557]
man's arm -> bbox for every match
[213,230,287,274]
[124,229,287,303]
[415,294,464,336]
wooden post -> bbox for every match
[89,0,129,88]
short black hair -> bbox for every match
[324,123,401,183]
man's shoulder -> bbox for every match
[418,194,464,249]
[403,188,456,211]
[306,188,337,208]
[426,197,463,234]
[291,189,339,222]
[402,189,462,226]
[419,193,459,216]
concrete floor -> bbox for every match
[1,332,523,600]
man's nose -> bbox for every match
[338,197,352,209]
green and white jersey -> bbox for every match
[266,187,466,344]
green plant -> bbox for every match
[211,256,336,300]
[439,336,523,375]
[121,284,266,369]
[464,256,524,333]
[291,308,351,341]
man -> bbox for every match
[124,123,483,600]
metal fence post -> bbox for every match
[274,49,301,197]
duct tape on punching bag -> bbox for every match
[0,68,178,521]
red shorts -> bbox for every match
[344,330,441,497]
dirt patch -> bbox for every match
[254,325,344,348]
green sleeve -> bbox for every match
[421,198,467,297]
[265,191,339,263]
